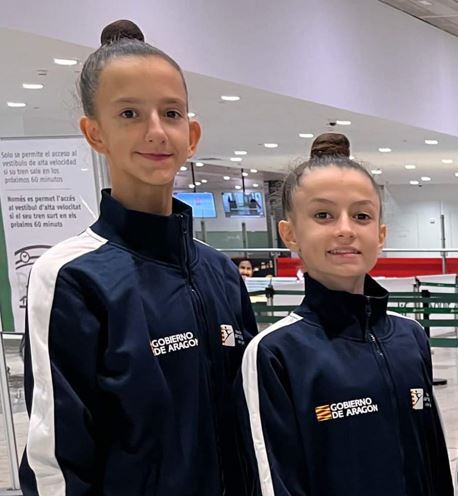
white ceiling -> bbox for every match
[379,0,458,36]
[1,27,458,190]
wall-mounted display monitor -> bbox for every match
[221,191,265,217]
[173,192,217,218]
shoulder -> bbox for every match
[387,310,425,333]
[194,238,239,276]
[30,228,108,287]
[386,310,429,348]
[244,313,304,356]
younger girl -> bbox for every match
[20,20,257,496]
[239,154,453,495]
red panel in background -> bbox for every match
[276,257,458,277]
[369,258,458,277]
[276,257,304,277]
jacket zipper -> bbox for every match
[365,298,407,494]
[179,215,225,494]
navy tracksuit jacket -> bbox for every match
[239,275,453,496]
[20,190,257,496]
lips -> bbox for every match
[327,248,361,255]
[137,152,173,161]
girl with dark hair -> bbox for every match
[239,145,453,495]
[20,20,256,496]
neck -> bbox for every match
[111,182,174,215]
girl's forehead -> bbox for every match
[294,166,381,211]
[298,166,376,196]
[98,56,186,97]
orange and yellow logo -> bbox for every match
[315,404,333,422]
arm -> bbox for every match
[20,270,102,496]
[412,324,454,495]
[239,338,308,496]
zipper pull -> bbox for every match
[369,332,384,357]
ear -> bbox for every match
[187,120,202,158]
[278,219,300,253]
[378,223,387,254]
[80,116,107,155]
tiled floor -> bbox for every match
[0,337,457,493]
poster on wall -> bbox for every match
[0,136,99,333]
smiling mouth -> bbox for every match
[327,248,362,255]
[137,152,173,161]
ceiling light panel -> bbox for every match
[54,58,78,66]
[22,83,44,89]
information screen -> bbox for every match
[221,191,264,217]
[173,192,217,218]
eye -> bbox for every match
[314,211,332,220]
[165,109,182,119]
[354,212,372,221]
[120,109,138,119]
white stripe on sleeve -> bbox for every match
[26,228,106,495]
[241,313,302,496]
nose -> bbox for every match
[145,111,167,144]
[335,213,356,240]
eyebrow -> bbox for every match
[309,198,376,207]
[112,97,186,106]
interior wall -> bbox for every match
[384,184,458,257]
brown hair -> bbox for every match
[79,20,188,117]
[310,133,350,158]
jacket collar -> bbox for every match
[90,189,196,266]
[296,274,389,341]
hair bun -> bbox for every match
[310,133,350,158]
[100,20,145,45]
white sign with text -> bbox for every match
[0,137,99,332]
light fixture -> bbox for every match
[234,150,247,155]
[223,176,231,180]
[235,185,242,190]
[455,172,458,178]
[349,155,355,160]
[250,169,258,173]
[81,168,89,172]
[418,0,432,5]
[7,102,26,108]
[442,159,454,164]
[201,179,208,183]
[378,148,392,153]
[410,180,419,185]
[299,133,314,138]
[421,176,431,181]
[22,83,44,90]
[405,164,416,170]
[336,120,351,126]
[188,184,195,189]
[195,162,204,167]
[242,172,248,177]
[253,183,259,187]
[371,169,383,175]
[264,143,278,148]
[425,139,438,145]
[195,181,202,186]
[187,112,196,118]
[221,95,240,101]
[180,166,188,171]
[54,58,78,66]
[230,157,242,162]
